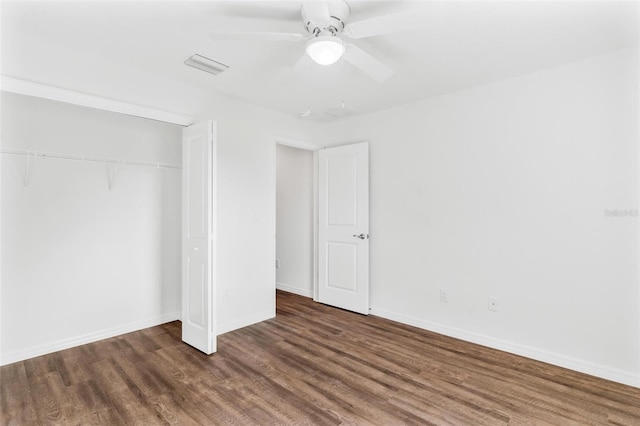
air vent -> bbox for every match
[184,54,228,75]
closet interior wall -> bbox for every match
[0,92,183,364]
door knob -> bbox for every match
[353,234,367,240]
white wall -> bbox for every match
[6,16,636,389]
[324,48,640,387]
[276,144,314,297]
[0,24,326,337]
[207,103,322,334]
[0,20,320,359]
[0,82,325,361]
[1,92,182,364]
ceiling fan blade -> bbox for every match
[213,3,300,23]
[344,11,425,39]
[209,32,305,42]
[343,44,393,83]
[292,53,312,77]
[273,52,310,86]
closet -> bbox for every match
[0,92,184,364]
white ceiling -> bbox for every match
[1,1,638,123]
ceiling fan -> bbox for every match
[209,1,425,82]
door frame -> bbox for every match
[274,138,370,303]
[6,77,218,352]
[274,137,320,301]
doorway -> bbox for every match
[275,140,370,314]
[275,143,315,298]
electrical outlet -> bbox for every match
[440,289,448,303]
[488,296,499,312]
[275,258,280,268]
[223,288,231,300]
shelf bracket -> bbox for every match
[107,162,121,191]
[23,150,33,188]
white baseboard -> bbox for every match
[217,310,275,335]
[276,282,313,298]
[0,311,181,366]
[369,307,640,389]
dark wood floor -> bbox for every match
[2,291,639,425]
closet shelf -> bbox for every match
[0,148,180,170]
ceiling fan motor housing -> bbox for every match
[302,1,351,36]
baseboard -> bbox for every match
[0,311,181,366]
[276,282,313,298]
[217,310,275,335]
[369,307,640,389]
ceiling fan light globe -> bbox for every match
[305,36,344,66]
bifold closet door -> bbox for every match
[181,120,217,354]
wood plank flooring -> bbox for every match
[2,290,639,425]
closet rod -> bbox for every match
[0,148,180,170]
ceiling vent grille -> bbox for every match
[184,54,228,75]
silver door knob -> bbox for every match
[353,234,367,240]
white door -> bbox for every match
[182,121,216,354]
[318,142,369,314]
